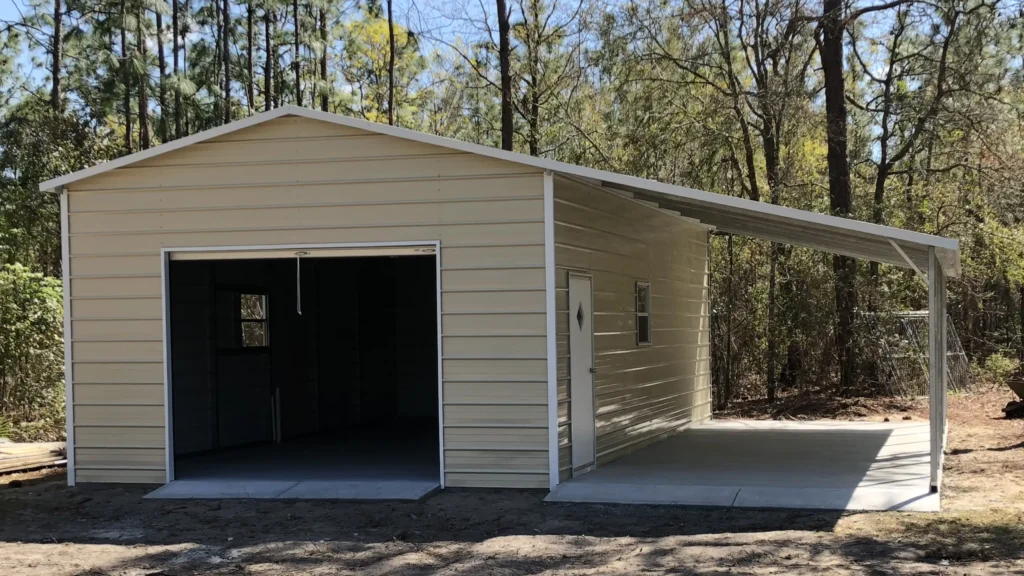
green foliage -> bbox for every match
[979,353,1020,385]
[0,98,117,276]
[0,264,64,442]
[340,9,427,127]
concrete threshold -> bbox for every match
[145,479,440,501]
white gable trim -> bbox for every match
[41,107,295,192]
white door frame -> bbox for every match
[160,240,444,487]
[568,271,596,476]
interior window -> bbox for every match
[240,293,268,347]
[636,282,651,346]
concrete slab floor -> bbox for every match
[148,432,440,500]
[174,439,438,482]
[546,420,938,512]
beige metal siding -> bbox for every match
[553,177,711,480]
[65,115,548,488]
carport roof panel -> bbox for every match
[595,179,955,276]
[40,105,960,277]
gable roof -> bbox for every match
[40,105,960,277]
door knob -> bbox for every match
[589,367,597,374]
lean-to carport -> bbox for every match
[536,161,955,510]
[540,170,956,496]
[540,167,954,512]
[540,168,954,496]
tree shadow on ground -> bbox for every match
[861,511,1024,563]
[948,440,1023,456]
[0,476,855,539]
[3,478,1022,575]
[54,524,1024,576]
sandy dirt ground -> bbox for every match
[1,388,1022,575]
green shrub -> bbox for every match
[0,264,64,442]
[981,352,1020,384]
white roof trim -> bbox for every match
[41,105,961,277]
[41,107,295,192]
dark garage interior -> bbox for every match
[168,254,439,490]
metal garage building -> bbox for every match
[42,106,958,510]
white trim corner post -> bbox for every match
[435,240,445,489]
[60,187,74,486]
[543,171,559,492]
[160,248,174,483]
[928,247,948,493]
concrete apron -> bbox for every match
[145,479,440,500]
[546,420,939,512]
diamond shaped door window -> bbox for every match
[576,303,585,330]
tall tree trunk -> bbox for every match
[724,234,734,408]
[306,26,313,107]
[183,0,191,134]
[525,0,539,155]
[869,21,899,285]
[156,9,168,142]
[264,5,274,111]
[821,0,858,393]
[214,0,222,121]
[223,0,231,123]
[319,7,327,111]
[138,6,150,150]
[173,0,182,138]
[528,90,539,156]
[496,0,513,151]
[869,161,890,284]
[246,2,255,113]
[293,0,300,104]
[274,9,283,107]
[50,0,62,112]
[121,0,133,152]
[387,0,395,125]
[1019,285,1024,364]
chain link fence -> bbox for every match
[862,310,971,396]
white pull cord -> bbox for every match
[295,251,308,315]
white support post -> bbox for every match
[927,247,948,492]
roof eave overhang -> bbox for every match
[41,105,962,278]
[587,177,961,279]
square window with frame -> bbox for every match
[636,281,651,346]
[240,293,269,347]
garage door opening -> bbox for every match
[158,249,440,499]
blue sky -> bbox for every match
[2,0,45,89]
[1,0,26,24]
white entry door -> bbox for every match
[569,274,596,475]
